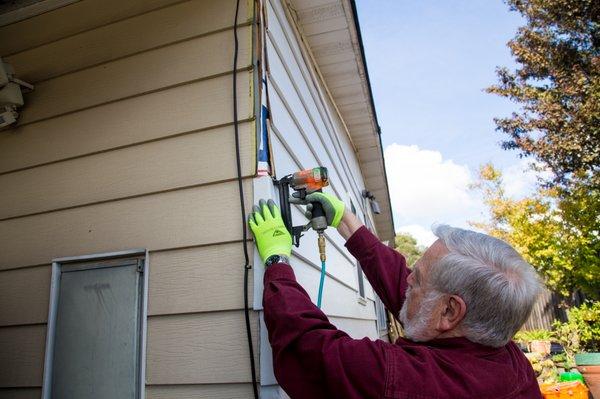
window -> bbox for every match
[375,295,389,335]
[357,262,366,299]
[42,250,147,399]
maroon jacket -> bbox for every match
[263,226,542,398]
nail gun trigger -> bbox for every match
[292,226,305,247]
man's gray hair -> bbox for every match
[430,224,541,347]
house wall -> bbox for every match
[255,0,381,394]
[0,0,259,397]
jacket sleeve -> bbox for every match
[345,226,410,317]
[263,263,386,399]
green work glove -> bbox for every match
[248,199,292,263]
[305,192,345,228]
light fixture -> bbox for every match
[0,58,34,129]
[361,189,381,215]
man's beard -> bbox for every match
[399,290,441,342]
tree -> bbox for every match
[487,0,599,187]
[472,164,600,302]
[395,233,426,267]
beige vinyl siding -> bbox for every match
[12,28,252,126]
[0,123,254,220]
[0,266,51,326]
[0,75,252,174]
[0,180,253,270]
[0,0,258,395]
[0,325,46,387]
[0,0,251,83]
[149,244,254,316]
[0,388,41,399]
[147,311,258,384]
[0,0,187,56]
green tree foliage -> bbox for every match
[472,164,600,301]
[486,0,600,304]
[488,0,599,185]
[395,233,426,267]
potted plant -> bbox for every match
[514,329,556,355]
[554,301,600,398]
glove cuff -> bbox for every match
[332,206,344,228]
[265,254,290,267]
[262,245,292,262]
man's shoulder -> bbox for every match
[382,338,540,398]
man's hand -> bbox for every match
[248,199,292,263]
[305,192,363,240]
[305,192,346,228]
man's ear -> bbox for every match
[437,295,466,332]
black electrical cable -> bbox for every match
[232,0,259,397]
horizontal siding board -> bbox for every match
[0,123,254,219]
[0,179,252,270]
[18,26,252,125]
[0,71,253,174]
[0,0,184,56]
[148,243,253,316]
[146,384,254,399]
[4,0,251,82]
[146,311,259,384]
[291,255,376,321]
[329,316,378,340]
[0,325,45,387]
[0,266,51,326]
[268,81,347,198]
[0,388,41,399]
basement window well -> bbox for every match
[42,250,148,399]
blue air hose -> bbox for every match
[317,260,326,308]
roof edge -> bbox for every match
[347,0,396,243]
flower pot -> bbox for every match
[530,339,552,355]
[575,353,600,399]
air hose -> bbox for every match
[317,233,326,308]
[317,259,326,308]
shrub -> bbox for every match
[514,329,556,344]
[553,301,600,355]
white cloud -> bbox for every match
[383,144,550,247]
[503,159,549,198]
[384,144,485,246]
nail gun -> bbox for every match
[274,167,330,307]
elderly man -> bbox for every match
[248,193,542,398]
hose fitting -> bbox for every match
[318,233,326,262]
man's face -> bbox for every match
[399,239,449,341]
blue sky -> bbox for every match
[355,0,536,245]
